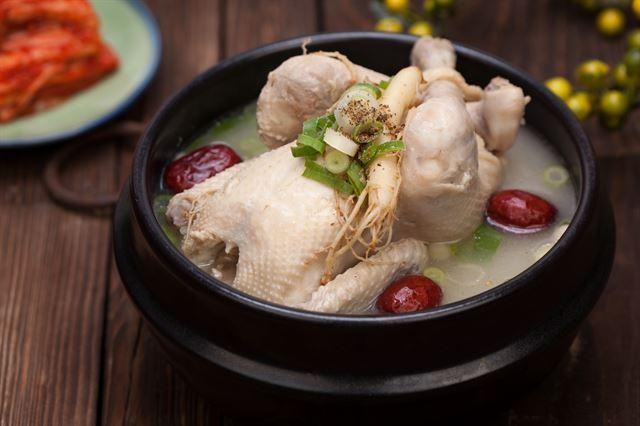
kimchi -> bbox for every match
[0,0,119,123]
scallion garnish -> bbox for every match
[302,113,336,139]
[351,120,383,143]
[543,165,569,188]
[298,134,325,154]
[359,140,405,165]
[451,223,502,262]
[303,160,354,194]
[348,82,382,99]
[378,79,391,89]
[346,160,366,195]
[325,150,351,174]
[291,145,318,158]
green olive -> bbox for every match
[578,0,598,12]
[576,60,610,90]
[614,63,631,88]
[423,0,437,13]
[624,48,640,75]
[374,17,403,33]
[435,0,455,9]
[600,90,629,117]
[566,91,593,121]
[544,76,573,101]
[408,21,434,37]
[384,0,409,13]
[596,8,626,37]
[628,29,640,50]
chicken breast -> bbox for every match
[167,143,345,305]
[167,144,430,313]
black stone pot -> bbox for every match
[113,32,615,422]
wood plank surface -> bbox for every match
[99,1,223,424]
[0,145,118,424]
[0,0,638,425]
[98,1,318,425]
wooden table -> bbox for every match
[1,1,638,424]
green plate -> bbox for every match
[0,0,161,148]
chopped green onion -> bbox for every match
[473,224,502,255]
[298,134,325,154]
[451,223,502,262]
[378,79,391,89]
[346,160,366,195]
[291,145,318,158]
[303,160,354,194]
[324,128,359,157]
[428,243,451,261]
[376,140,405,155]
[359,140,405,165]
[325,150,351,174]
[423,267,445,284]
[302,113,336,139]
[351,120,383,143]
[359,143,378,164]
[153,195,181,247]
[543,165,569,188]
[348,82,382,99]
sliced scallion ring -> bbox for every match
[543,165,569,188]
[348,82,382,99]
[302,160,354,194]
[359,140,405,165]
[378,79,390,89]
[325,150,350,174]
[423,267,445,284]
[351,120,383,143]
[324,128,359,157]
[346,160,366,195]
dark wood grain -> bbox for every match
[1,1,638,425]
[98,1,223,424]
[98,1,318,425]
[0,143,118,425]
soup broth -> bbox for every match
[154,101,577,310]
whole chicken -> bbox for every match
[166,36,529,313]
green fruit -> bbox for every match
[374,17,403,33]
[423,0,437,13]
[596,8,626,37]
[628,29,640,50]
[435,0,455,9]
[600,90,629,117]
[566,91,593,121]
[409,21,434,37]
[623,48,640,75]
[576,60,610,90]
[545,76,573,101]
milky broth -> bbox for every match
[429,127,576,304]
[154,102,577,309]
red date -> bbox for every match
[164,144,242,193]
[377,275,443,314]
[487,189,556,233]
